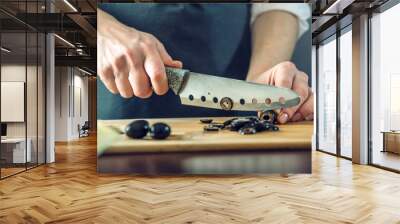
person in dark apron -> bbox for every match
[97,3,313,124]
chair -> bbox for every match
[79,121,90,138]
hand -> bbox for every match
[248,61,314,124]
[97,10,182,98]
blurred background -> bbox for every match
[1,0,400,179]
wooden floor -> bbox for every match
[1,167,26,178]
[1,135,400,224]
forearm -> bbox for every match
[247,11,299,82]
[98,9,119,36]
[98,8,137,42]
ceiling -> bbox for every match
[1,0,395,72]
[0,0,96,73]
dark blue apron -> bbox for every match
[98,3,252,119]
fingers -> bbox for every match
[114,69,134,98]
[284,72,309,122]
[297,90,314,121]
[98,47,118,93]
[125,50,153,98]
[272,62,296,88]
[143,45,169,95]
[99,66,118,94]
[99,30,181,98]
[271,62,296,123]
[270,62,312,124]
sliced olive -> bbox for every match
[230,118,252,131]
[239,126,257,135]
[253,122,267,132]
[200,118,213,124]
[204,125,220,131]
[223,118,238,128]
[209,123,225,129]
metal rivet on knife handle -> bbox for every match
[220,97,233,110]
[213,97,218,103]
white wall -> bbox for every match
[73,73,89,138]
[54,67,89,141]
[54,66,69,141]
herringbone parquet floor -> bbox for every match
[1,134,400,224]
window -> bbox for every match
[339,28,352,158]
[0,1,47,179]
[370,2,400,171]
[317,36,337,154]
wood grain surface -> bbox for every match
[1,135,400,223]
[98,118,313,155]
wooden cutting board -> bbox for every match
[98,117,313,156]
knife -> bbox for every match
[165,67,300,111]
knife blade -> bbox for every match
[165,67,300,111]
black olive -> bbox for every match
[230,118,252,131]
[125,120,150,139]
[253,122,267,132]
[200,118,213,124]
[223,118,238,128]
[260,120,273,130]
[150,122,171,139]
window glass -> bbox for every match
[0,1,46,179]
[339,29,352,158]
[371,3,400,171]
[317,37,337,154]
[38,32,46,165]
[27,30,38,169]
[1,11,28,178]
